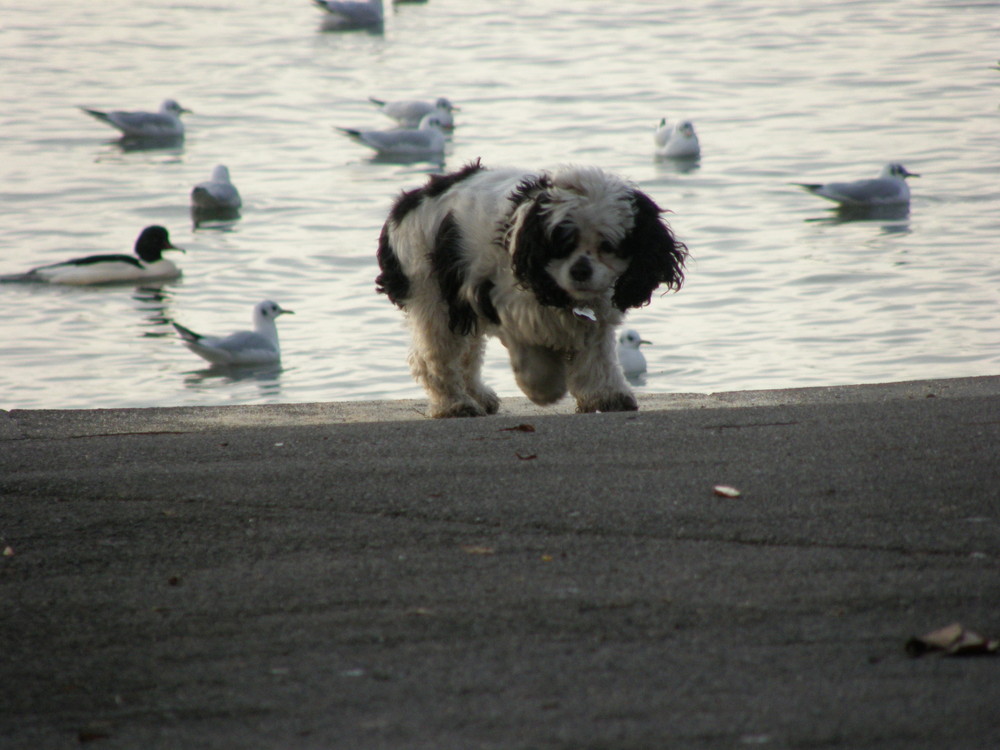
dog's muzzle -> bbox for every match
[569,257,592,283]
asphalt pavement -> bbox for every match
[1,376,998,749]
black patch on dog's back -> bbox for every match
[388,159,486,226]
[425,158,485,198]
[431,212,478,335]
[379,161,488,309]
[388,186,426,227]
[375,224,409,308]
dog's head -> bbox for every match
[506,166,685,311]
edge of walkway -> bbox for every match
[2,374,998,440]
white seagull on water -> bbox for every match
[794,163,919,208]
[617,329,650,377]
[0,225,184,285]
[654,118,700,159]
[313,0,383,30]
[191,165,242,212]
[368,96,458,128]
[336,113,447,157]
[79,99,190,139]
[172,300,294,366]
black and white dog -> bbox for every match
[376,159,686,417]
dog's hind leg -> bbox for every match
[461,336,500,414]
[408,319,491,418]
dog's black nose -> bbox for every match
[569,257,592,282]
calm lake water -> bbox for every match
[1,0,998,410]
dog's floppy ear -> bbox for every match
[612,190,686,311]
[509,178,575,309]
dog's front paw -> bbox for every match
[576,392,639,414]
[430,400,489,418]
[472,387,501,415]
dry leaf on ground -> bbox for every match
[713,485,742,498]
[905,622,1000,657]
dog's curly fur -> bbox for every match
[376,159,686,417]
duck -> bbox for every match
[368,96,458,128]
[794,162,919,208]
[336,113,447,157]
[172,300,294,366]
[617,329,650,376]
[191,165,242,212]
[0,225,184,285]
[654,118,700,159]
[79,99,190,139]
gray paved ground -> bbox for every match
[1,376,999,749]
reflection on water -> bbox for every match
[93,141,185,164]
[132,285,177,338]
[805,204,912,235]
[362,151,447,168]
[654,155,701,174]
[833,204,911,223]
[318,16,384,34]
[182,363,285,400]
[191,206,242,230]
[113,135,186,154]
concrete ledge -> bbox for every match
[3,375,997,439]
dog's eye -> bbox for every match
[550,223,578,255]
[600,238,623,257]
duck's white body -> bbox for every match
[80,99,189,138]
[173,300,294,366]
[191,165,242,211]
[23,258,181,286]
[0,226,183,285]
[369,96,457,128]
[337,113,446,156]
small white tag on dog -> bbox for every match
[572,307,597,322]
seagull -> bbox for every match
[336,113,447,157]
[0,225,184,285]
[654,118,700,159]
[191,165,242,211]
[617,329,650,377]
[313,0,383,30]
[79,99,190,138]
[172,300,294,366]
[368,96,458,128]
[794,163,919,208]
